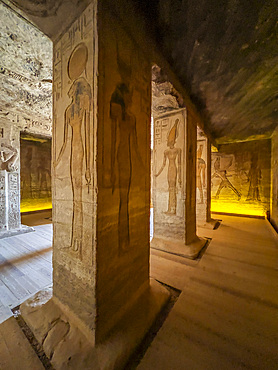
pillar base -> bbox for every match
[151,236,207,259]
[0,225,34,239]
[20,280,170,369]
[197,218,220,230]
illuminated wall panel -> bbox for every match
[211,139,271,217]
[20,135,52,212]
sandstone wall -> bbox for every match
[271,126,278,230]
[20,136,51,212]
[211,139,271,217]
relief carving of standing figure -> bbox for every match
[54,43,92,255]
[246,153,262,201]
[110,83,143,253]
[196,144,206,204]
[155,119,182,215]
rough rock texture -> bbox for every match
[133,0,278,144]
[21,281,170,370]
[152,65,184,115]
[0,2,52,134]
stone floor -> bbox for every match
[143,215,278,369]
[0,216,52,323]
[0,213,277,369]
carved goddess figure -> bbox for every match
[196,144,206,204]
[54,43,92,255]
[110,83,143,253]
[0,142,18,172]
[155,119,182,215]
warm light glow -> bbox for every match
[21,198,52,213]
[211,199,266,217]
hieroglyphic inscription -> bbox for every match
[0,172,7,231]
[0,67,30,84]
[8,172,20,229]
[155,120,162,146]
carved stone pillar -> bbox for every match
[152,109,206,259]
[0,120,22,237]
[196,133,218,229]
[21,2,168,368]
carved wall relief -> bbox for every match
[0,172,7,231]
[20,136,51,209]
[0,142,18,172]
[8,172,20,229]
[196,143,206,204]
[246,153,262,201]
[211,140,271,216]
[0,122,21,231]
[155,119,182,215]
[109,49,144,252]
[54,43,92,255]
[153,109,186,241]
[212,155,241,200]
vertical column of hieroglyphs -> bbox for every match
[0,122,20,233]
[8,172,20,229]
[52,2,98,329]
[153,109,186,241]
[0,171,7,231]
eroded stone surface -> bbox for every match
[43,320,70,359]
[0,2,52,136]
[20,287,61,344]
[20,280,170,370]
[0,119,21,233]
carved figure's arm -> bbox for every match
[84,96,91,187]
[131,115,145,170]
[53,109,69,168]
[155,151,167,177]
[110,102,121,193]
[178,148,182,185]
[202,163,206,187]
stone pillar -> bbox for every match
[0,120,22,237]
[21,2,168,368]
[206,138,214,223]
[152,109,206,259]
[196,134,218,229]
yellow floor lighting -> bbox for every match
[21,198,52,213]
[211,199,266,217]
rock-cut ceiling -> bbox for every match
[134,0,278,144]
[1,0,277,145]
[0,1,52,128]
